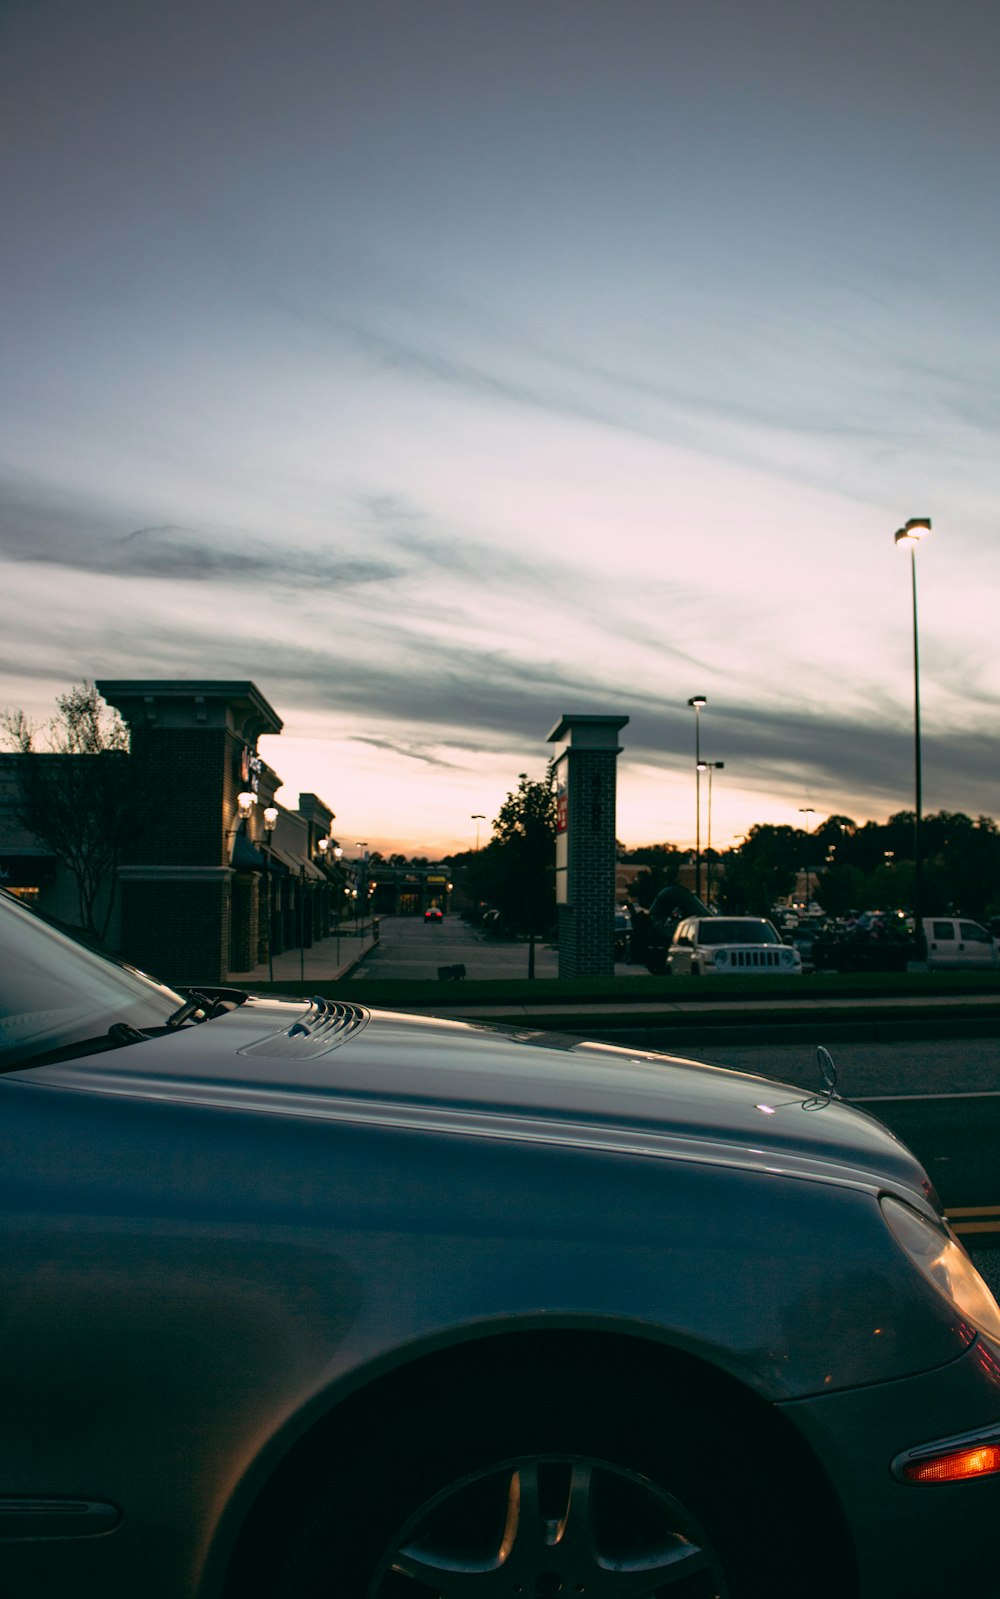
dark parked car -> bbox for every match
[812,915,914,973]
[4,886,1000,1597]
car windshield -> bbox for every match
[0,890,184,1070]
[697,920,779,946]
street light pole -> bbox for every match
[355,844,368,938]
[895,518,931,957]
[263,805,279,982]
[332,845,343,962]
[687,697,707,900]
[702,761,724,908]
[798,807,815,912]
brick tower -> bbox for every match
[96,680,283,984]
[548,713,628,978]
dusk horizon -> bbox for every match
[3,0,997,857]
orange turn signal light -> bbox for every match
[902,1444,1000,1483]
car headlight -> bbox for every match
[881,1195,1000,1341]
[713,951,727,965]
[780,948,798,966]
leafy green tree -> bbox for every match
[813,863,873,918]
[625,845,684,908]
[929,813,1000,918]
[717,824,799,915]
[1,683,147,943]
[467,768,557,976]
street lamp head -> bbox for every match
[895,518,931,545]
[262,805,279,836]
[687,695,707,709]
[697,760,708,772]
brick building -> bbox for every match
[0,680,343,986]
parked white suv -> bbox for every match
[667,916,803,976]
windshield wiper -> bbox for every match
[2,1022,157,1073]
[166,987,248,1028]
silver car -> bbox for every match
[2,887,1000,1598]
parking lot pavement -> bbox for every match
[352,913,559,982]
[347,912,639,984]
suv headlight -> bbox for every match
[779,947,798,966]
[881,1195,1000,1341]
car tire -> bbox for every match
[257,1349,847,1599]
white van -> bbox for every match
[923,917,998,970]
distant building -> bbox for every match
[0,680,344,985]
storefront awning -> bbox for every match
[267,846,324,880]
[231,831,267,872]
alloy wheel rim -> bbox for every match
[370,1454,729,1597]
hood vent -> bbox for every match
[237,1000,369,1059]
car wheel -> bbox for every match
[258,1356,844,1599]
[371,1452,727,1595]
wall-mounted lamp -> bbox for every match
[237,791,256,822]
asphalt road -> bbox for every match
[354,913,636,983]
[673,1036,1000,1100]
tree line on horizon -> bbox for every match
[614,812,1000,921]
[448,776,1000,929]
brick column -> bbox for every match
[548,714,628,979]
[96,681,283,985]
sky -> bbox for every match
[2,0,998,858]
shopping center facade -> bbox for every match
[0,681,347,985]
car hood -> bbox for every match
[18,996,931,1202]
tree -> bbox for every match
[1,683,147,944]
[717,824,799,915]
[467,768,557,977]
[813,863,873,919]
[624,844,684,908]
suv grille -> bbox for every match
[727,949,782,967]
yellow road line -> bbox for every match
[947,1204,1000,1217]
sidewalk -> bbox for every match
[228,927,379,987]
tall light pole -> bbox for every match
[355,843,368,937]
[798,807,815,912]
[700,761,725,908]
[687,696,707,900]
[262,805,278,982]
[471,814,485,851]
[894,517,931,957]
